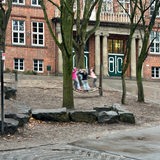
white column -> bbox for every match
[131,37,136,78]
[139,38,143,77]
[57,32,63,73]
[95,33,100,75]
[103,34,109,77]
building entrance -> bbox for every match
[108,54,123,77]
[108,38,124,77]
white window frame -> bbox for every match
[33,59,44,72]
[152,67,160,78]
[12,0,25,5]
[12,20,25,45]
[150,31,160,54]
[31,22,44,46]
[31,0,40,7]
[101,0,113,13]
[14,58,24,71]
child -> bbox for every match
[89,67,97,88]
[81,69,90,92]
[72,67,81,91]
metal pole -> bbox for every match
[0,50,4,135]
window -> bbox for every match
[12,20,25,45]
[33,60,43,72]
[32,22,44,46]
[108,39,124,54]
[14,58,24,71]
[118,0,130,14]
[31,0,40,6]
[13,0,25,5]
[150,0,160,17]
[101,0,113,13]
[152,67,160,78]
[150,31,160,54]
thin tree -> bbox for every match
[40,0,75,109]
[118,0,141,104]
[73,0,103,69]
[136,0,160,102]
[118,0,159,104]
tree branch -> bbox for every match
[40,0,61,49]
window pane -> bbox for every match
[33,22,37,32]
[32,0,36,5]
[19,21,24,31]
[32,22,44,46]
[39,35,43,44]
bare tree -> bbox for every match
[118,0,141,104]
[73,0,103,69]
[40,0,75,109]
[119,0,160,104]
[136,0,160,102]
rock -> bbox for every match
[32,108,70,122]
[0,118,19,134]
[5,113,31,127]
[4,86,17,99]
[69,110,97,123]
[119,111,135,124]
[111,103,126,112]
[97,111,119,123]
[93,106,112,112]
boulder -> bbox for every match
[5,113,31,127]
[4,86,17,99]
[69,110,97,123]
[97,111,119,123]
[0,118,19,134]
[32,108,70,122]
[119,111,135,124]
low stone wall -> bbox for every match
[0,103,135,135]
[32,104,135,124]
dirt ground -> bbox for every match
[1,74,160,150]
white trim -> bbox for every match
[31,0,40,7]
[12,20,25,45]
[33,59,44,73]
[12,0,25,5]
[108,53,124,56]
[31,21,44,47]
[14,58,24,71]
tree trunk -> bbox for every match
[62,52,74,109]
[121,73,126,104]
[76,44,85,69]
[136,63,144,102]
[60,1,74,109]
[136,36,149,103]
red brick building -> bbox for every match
[5,0,56,74]
[3,0,160,79]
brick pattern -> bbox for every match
[5,3,56,74]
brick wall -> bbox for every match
[5,2,56,74]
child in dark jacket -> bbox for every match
[80,69,90,92]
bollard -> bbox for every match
[15,71,18,81]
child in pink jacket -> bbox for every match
[72,67,81,91]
